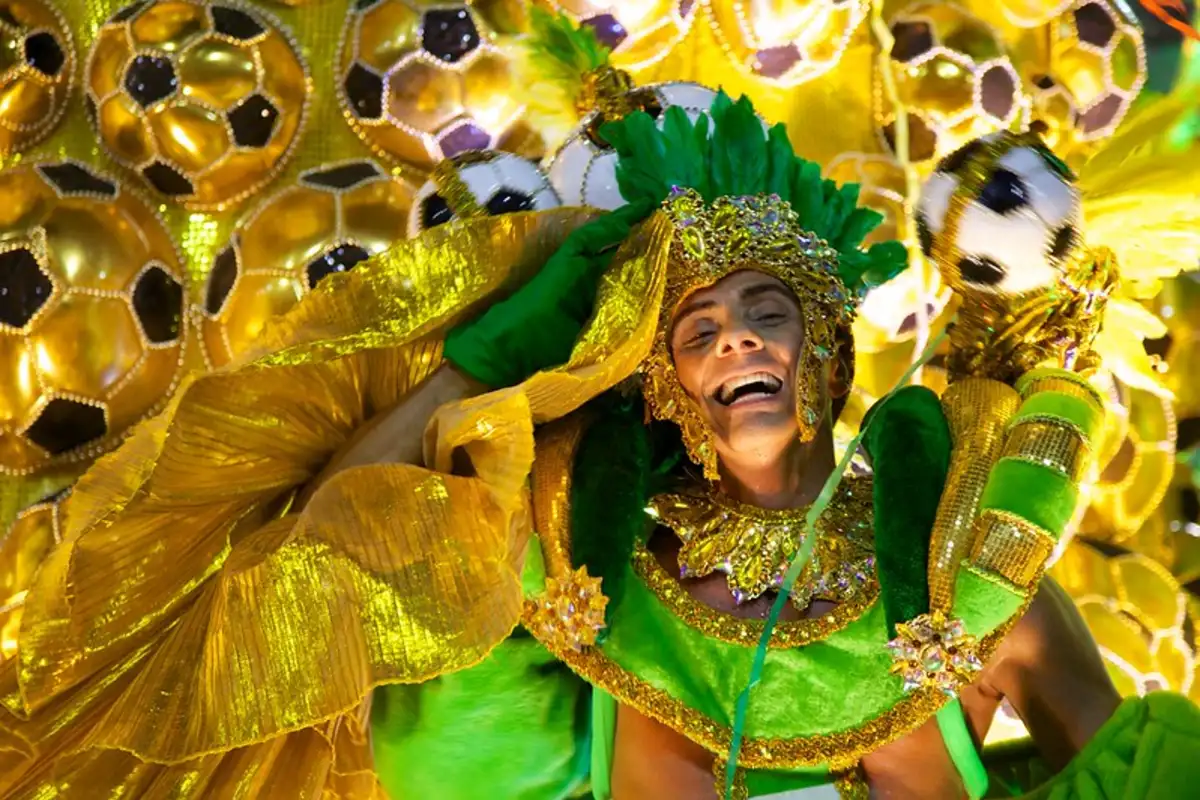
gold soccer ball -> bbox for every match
[0,161,188,475]
[1025,0,1145,157]
[878,2,1026,166]
[0,0,74,156]
[543,1,695,71]
[706,0,867,85]
[201,160,415,369]
[85,0,309,209]
[338,1,539,170]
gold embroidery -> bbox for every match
[1003,419,1089,482]
[631,545,878,650]
[646,476,875,609]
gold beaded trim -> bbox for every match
[712,757,750,800]
[631,544,879,649]
[1017,371,1105,407]
[1002,419,1088,482]
[1005,412,1087,443]
[969,510,1056,589]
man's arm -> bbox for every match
[296,363,486,507]
[981,576,1122,770]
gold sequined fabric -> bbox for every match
[926,377,1021,613]
[0,211,594,795]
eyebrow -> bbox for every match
[673,282,794,325]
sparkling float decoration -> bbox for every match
[0,0,74,155]
[201,160,414,369]
[0,161,188,475]
[338,1,539,169]
[542,0,696,71]
[85,0,308,208]
[1025,0,1146,160]
[879,2,1026,165]
[408,150,560,236]
[705,0,868,84]
[528,565,608,653]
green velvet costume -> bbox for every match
[368,95,1200,799]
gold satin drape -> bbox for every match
[0,210,602,797]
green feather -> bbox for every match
[525,7,611,86]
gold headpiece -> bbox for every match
[641,188,858,479]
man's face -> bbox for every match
[669,270,808,463]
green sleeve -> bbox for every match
[443,205,648,388]
[1023,692,1200,800]
[371,635,592,800]
[861,385,952,637]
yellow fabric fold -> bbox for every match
[1,210,594,793]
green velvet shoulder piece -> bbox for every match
[861,385,951,637]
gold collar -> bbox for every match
[646,476,875,607]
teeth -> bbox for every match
[717,372,782,405]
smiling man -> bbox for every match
[7,94,1200,800]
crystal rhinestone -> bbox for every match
[920,646,946,673]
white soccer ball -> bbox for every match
[547,82,719,210]
[916,132,1082,296]
[408,151,561,237]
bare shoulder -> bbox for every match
[987,576,1100,672]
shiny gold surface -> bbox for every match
[1,212,591,790]
[631,542,879,649]
[705,0,867,86]
[876,2,1025,165]
[1052,542,1197,701]
[0,0,74,155]
[927,377,1021,613]
[86,0,309,209]
[1038,0,1146,154]
[338,1,541,170]
[970,508,1055,588]
[0,490,64,661]
[548,0,695,72]
[1003,418,1088,481]
[0,161,189,476]
[200,160,414,369]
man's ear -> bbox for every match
[829,326,855,400]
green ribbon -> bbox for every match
[724,331,947,798]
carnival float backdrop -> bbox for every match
[0,0,1198,750]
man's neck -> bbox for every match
[716,426,836,510]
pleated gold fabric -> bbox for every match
[0,210,602,797]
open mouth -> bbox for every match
[714,372,783,406]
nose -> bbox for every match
[716,322,764,357]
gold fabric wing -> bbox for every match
[0,210,601,796]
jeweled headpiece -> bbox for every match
[597,92,910,478]
[642,189,858,478]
